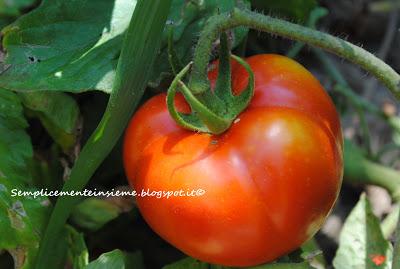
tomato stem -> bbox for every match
[313,49,374,154]
[189,8,400,100]
[344,140,400,202]
[166,48,254,134]
[286,7,329,58]
[34,1,172,268]
[167,26,184,76]
[393,208,400,269]
[381,204,399,239]
[170,6,399,134]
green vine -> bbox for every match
[189,8,400,100]
[167,7,399,136]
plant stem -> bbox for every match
[381,204,399,239]
[312,48,373,154]
[344,140,400,202]
[286,7,328,58]
[34,1,172,268]
[393,206,400,269]
[189,8,400,100]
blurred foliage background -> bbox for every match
[0,0,399,268]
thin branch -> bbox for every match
[364,7,399,98]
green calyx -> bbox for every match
[166,33,255,135]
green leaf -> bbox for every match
[0,0,135,93]
[70,198,121,231]
[163,257,313,269]
[66,225,89,269]
[0,0,36,17]
[85,250,144,269]
[18,91,80,152]
[0,0,248,93]
[333,194,392,269]
[299,239,325,268]
[0,89,31,184]
[163,258,210,269]
[0,0,37,31]
[149,0,250,88]
[0,179,51,269]
[0,90,51,268]
[251,0,317,22]
[28,145,64,190]
[247,263,313,269]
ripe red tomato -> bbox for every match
[123,54,343,267]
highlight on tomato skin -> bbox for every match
[123,54,343,267]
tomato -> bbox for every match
[123,54,343,267]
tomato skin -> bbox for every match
[123,54,343,267]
